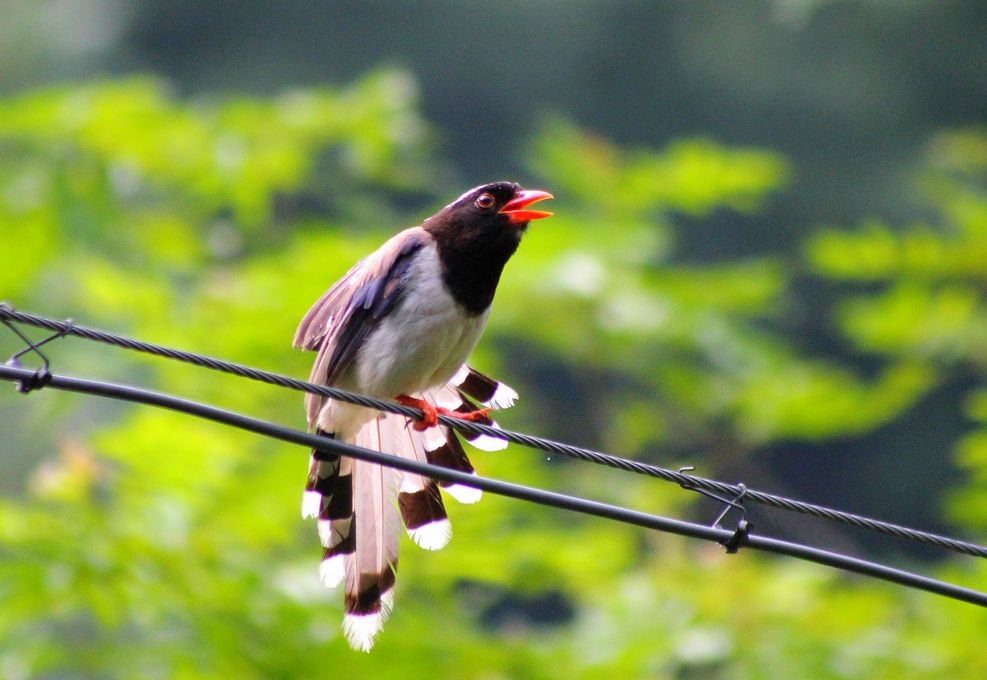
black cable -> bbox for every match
[1,362,985,609]
[3,303,987,561]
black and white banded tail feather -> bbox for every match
[300,365,518,651]
[344,421,402,651]
[450,364,519,411]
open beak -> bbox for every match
[499,189,554,225]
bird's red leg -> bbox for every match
[396,395,492,431]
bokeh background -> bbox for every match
[3,0,987,677]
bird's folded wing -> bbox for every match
[293,228,430,426]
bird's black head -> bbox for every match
[424,181,553,315]
[428,181,553,235]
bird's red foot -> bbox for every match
[397,395,439,431]
[396,395,491,431]
[452,406,492,422]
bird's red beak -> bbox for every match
[499,189,554,225]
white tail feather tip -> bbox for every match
[408,519,452,550]
[343,612,384,652]
[319,555,345,588]
[381,589,395,620]
[301,491,322,519]
[444,483,483,504]
[468,425,509,451]
[485,383,519,410]
[400,475,426,494]
[421,426,446,452]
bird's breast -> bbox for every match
[354,246,490,398]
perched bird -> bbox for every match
[293,182,553,651]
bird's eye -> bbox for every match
[476,193,495,209]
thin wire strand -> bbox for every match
[1,362,986,609]
[3,303,987,560]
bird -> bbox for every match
[293,181,553,651]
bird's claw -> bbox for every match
[396,395,491,431]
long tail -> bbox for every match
[301,366,517,651]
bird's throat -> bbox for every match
[436,235,520,315]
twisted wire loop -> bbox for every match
[1,312,63,393]
[3,303,987,560]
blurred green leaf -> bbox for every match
[2,80,987,679]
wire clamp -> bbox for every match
[2,317,72,393]
[13,366,52,393]
[678,468,753,554]
[721,517,751,554]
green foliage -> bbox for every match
[807,128,987,538]
[504,121,925,448]
[532,118,789,218]
[2,76,987,678]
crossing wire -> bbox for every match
[3,302,987,561]
[1,361,986,610]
